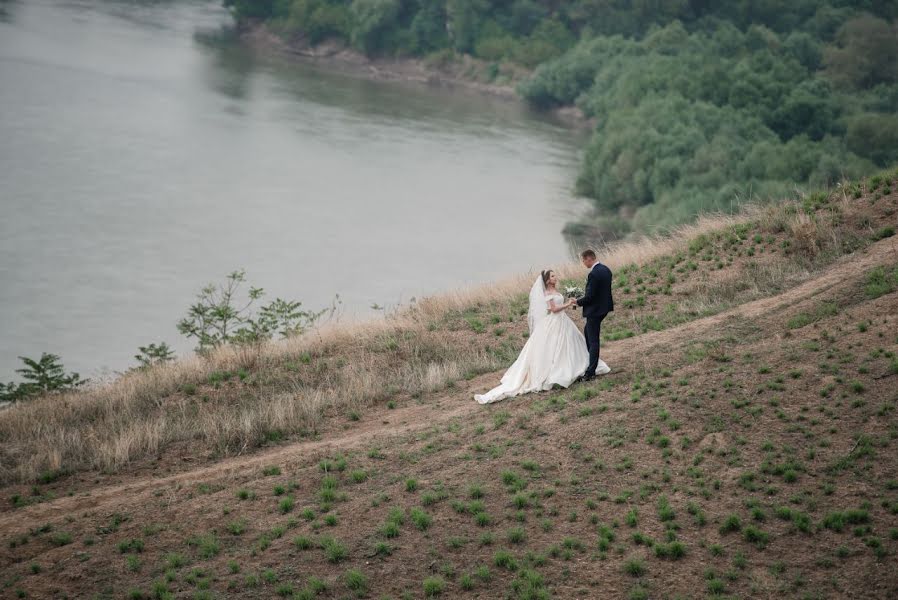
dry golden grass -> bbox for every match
[0,177,891,484]
[0,330,511,482]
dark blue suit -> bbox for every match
[576,263,614,376]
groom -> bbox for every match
[576,249,614,381]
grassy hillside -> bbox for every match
[1,170,897,598]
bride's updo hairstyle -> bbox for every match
[541,270,553,286]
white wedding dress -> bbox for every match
[474,279,593,405]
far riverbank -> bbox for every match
[237,22,593,128]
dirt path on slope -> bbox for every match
[607,235,898,368]
[0,385,484,533]
[2,235,895,533]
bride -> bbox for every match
[474,269,590,405]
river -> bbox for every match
[0,0,585,379]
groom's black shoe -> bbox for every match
[581,374,596,383]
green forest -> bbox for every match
[226,0,898,234]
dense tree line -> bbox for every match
[522,16,898,230]
[225,0,898,232]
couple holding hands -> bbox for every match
[475,249,613,405]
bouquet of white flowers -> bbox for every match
[564,285,584,298]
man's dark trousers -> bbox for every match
[577,261,614,378]
[584,313,606,377]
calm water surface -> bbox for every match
[0,0,585,378]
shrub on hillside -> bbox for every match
[0,353,86,404]
[133,343,176,369]
[177,270,331,352]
